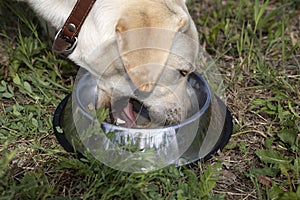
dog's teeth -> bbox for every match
[116,118,126,125]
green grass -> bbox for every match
[0,0,299,199]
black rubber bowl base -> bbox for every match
[53,94,233,166]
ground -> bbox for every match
[0,0,299,199]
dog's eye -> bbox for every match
[179,70,188,77]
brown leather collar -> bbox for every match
[53,0,97,55]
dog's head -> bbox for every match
[29,0,199,127]
[107,0,199,127]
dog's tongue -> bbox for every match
[115,101,136,128]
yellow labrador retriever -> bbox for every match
[25,0,199,127]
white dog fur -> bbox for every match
[24,0,199,127]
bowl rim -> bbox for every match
[74,71,212,131]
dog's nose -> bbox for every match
[165,106,182,125]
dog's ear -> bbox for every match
[116,20,173,92]
[115,1,189,92]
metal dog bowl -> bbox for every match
[53,69,232,173]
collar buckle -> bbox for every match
[53,28,78,56]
